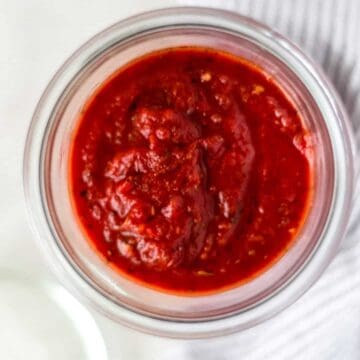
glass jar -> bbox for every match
[23,7,355,338]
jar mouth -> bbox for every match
[23,7,354,338]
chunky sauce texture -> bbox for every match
[70,48,311,293]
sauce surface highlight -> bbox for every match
[70,47,311,293]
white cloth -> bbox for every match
[1,0,360,359]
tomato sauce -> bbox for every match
[70,47,311,293]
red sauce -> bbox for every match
[70,47,312,294]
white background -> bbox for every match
[1,0,360,359]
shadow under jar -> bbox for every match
[24,7,355,338]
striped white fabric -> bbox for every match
[161,1,360,359]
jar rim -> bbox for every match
[23,7,355,338]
